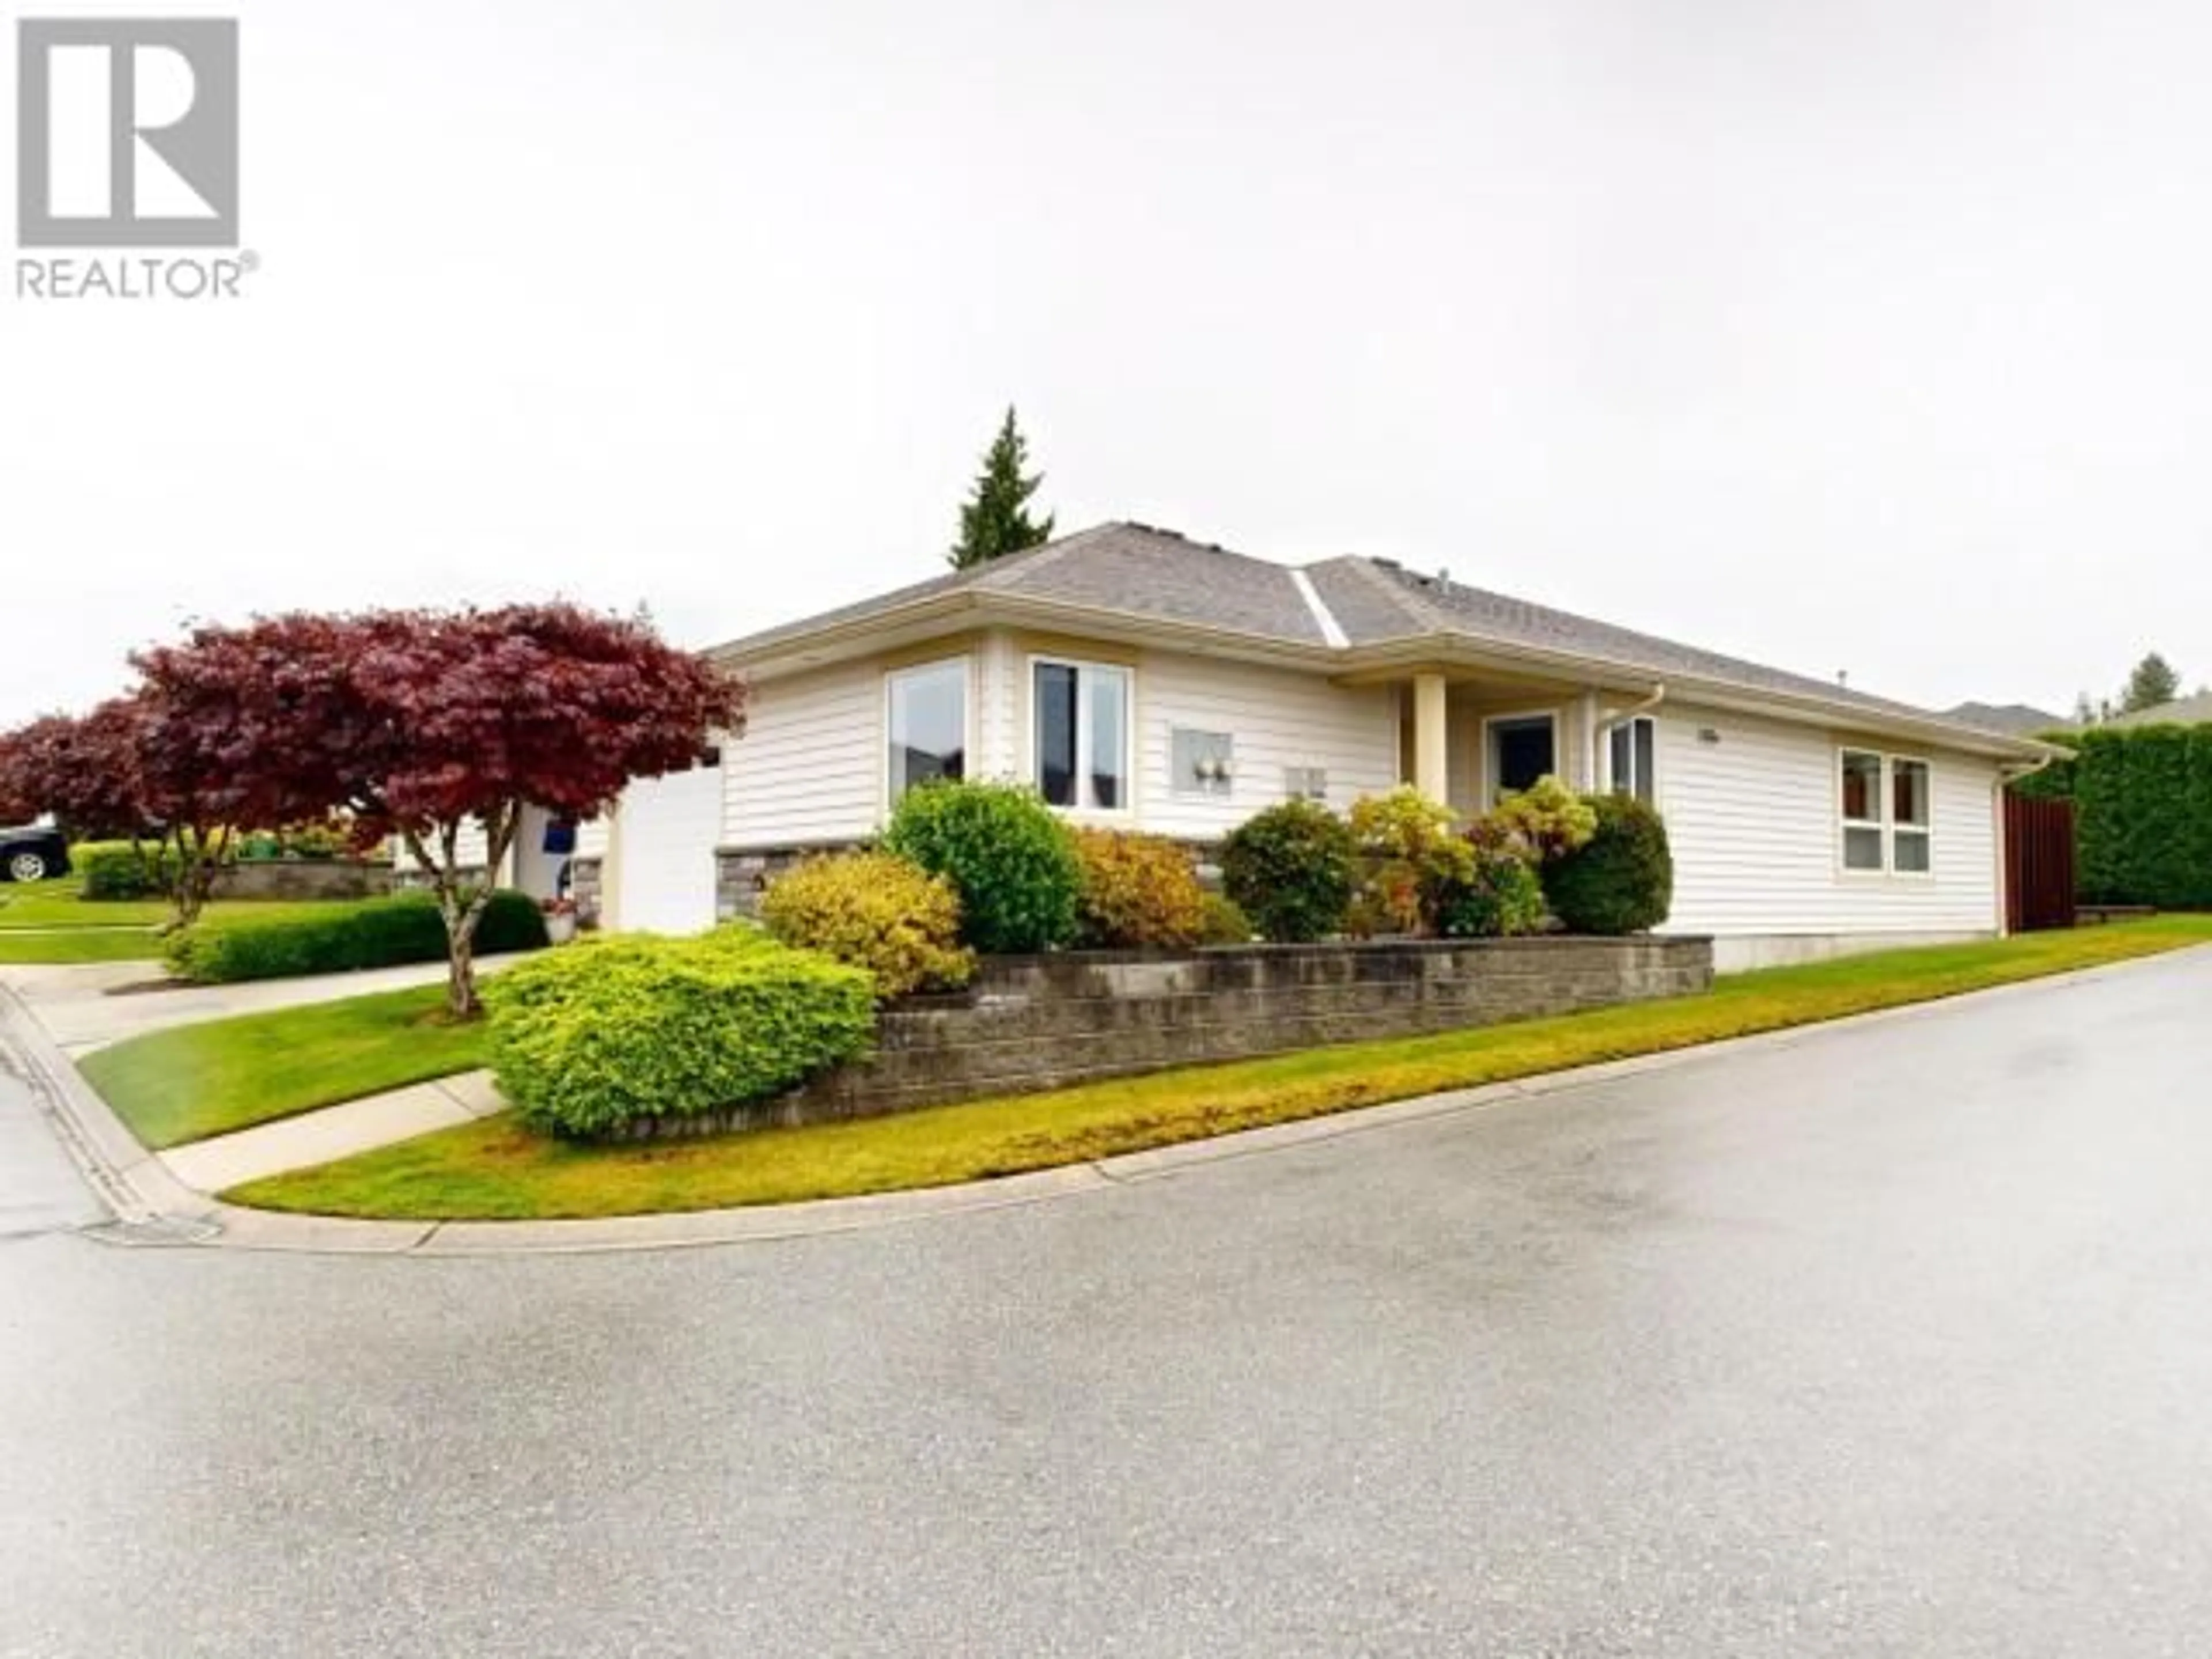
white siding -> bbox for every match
[975,631,1022,780]
[1655,702,2002,941]
[1134,650,1400,840]
[724,660,885,847]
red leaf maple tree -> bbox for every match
[142,604,745,1014]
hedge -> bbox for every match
[73,841,184,901]
[2010,725,2212,907]
[482,929,876,1139]
[164,891,548,984]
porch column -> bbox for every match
[1413,672,1450,801]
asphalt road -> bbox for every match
[5,951,2212,1658]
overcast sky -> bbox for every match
[5,0,2209,726]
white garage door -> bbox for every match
[609,762,724,935]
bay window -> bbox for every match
[887,659,967,805]
[1033,659,1130,811]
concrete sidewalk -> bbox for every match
[0,955,524,1056]
[159,1069,506,1192]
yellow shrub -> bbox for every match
[759,851,975,997]
[1073,828,1207,949]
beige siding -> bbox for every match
[1654,702,2002,940]
[575,817,611,860]
[975,630,1022,780]
[724,660,885,847]
[1134,650,1400,840]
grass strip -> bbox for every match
[223,916,2212,1221]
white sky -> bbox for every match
[5,0,2209,726]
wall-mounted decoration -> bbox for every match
[1172,728,1237,797]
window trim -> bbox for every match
[1603,714,1659,806]
[1027,654,1135,817]
[1483,710,1562,806]
[882,655,975,815]
[1835,746,1935,880]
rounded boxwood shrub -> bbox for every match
[482,929,876,1139]
[758,850,975,997]
[1219,799,1357,943]
[1434,846,1547,938]
[1072,828,1206,949]
[1542,794,1673,935]
[164,889,548,983]
[880,781,1082,955]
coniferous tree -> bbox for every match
[2121,652,2182,714]
[949,407,1055,569]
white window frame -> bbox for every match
[1484,710,1562,806]
[1028,656,1134,816]
[1836,747,1934,879]
[884,656,973,812]
[1603,715,1659,806]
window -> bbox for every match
[1607,717,1657,805]
[1840,749,1885,870]
[1839,748,1933,875]
[1487,714,1558,802]
[887,660,967,804]
[1893,759,1931,873]
[1033,660,1130,810]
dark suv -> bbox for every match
[0,825,69,884]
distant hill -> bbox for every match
[1944,701,2069,737]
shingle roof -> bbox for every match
[717,523,1327,656]
[1942,701,2070,737]
[715,521,2036,744]
[2105,691,2212,728]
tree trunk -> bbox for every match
[412,804,518,1021]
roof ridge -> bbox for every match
[1331,554,1455,634]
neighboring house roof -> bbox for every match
[1941,701,2070,738]
[2104,691,2212,728]
[709,521,2054,757]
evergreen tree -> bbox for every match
[2121,652,2182,714]
[949,407,1055,569]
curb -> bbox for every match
[6,945,2205,1259]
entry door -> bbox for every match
[611,762,724,934]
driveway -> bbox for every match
[3,949,2210,1657]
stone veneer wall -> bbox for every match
[614,934,1713,1139]
[214,860,393,901]
[715,843,867,919]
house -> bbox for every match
[574,522,2060,971]
[1941,701,2068,738]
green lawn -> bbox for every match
[224,916,2212,1222]
[0,874,335,963]
[81,984,491,1150]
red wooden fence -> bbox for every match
[2004,793,2076,933]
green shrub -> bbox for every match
[1073,828,1206,948]
[164,890,548,984]
[74,840,179,900]
[881,781,1082,955]
[1434,847,1547,938]
[1195,891,1255,946]
[483,930,876,1139]
[759,851,974,997]
[1542,794,1673,935]
[1219,799,1358,943]
[1348,786,1476,936]
[1486,777,1599,862]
